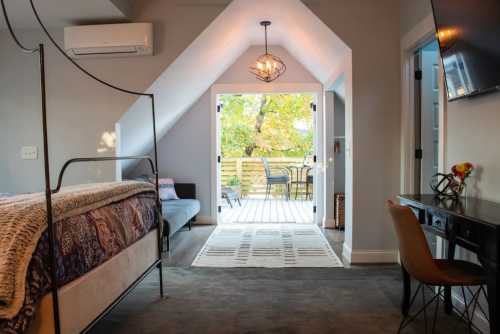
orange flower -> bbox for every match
[451,162,474,182]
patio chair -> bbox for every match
[261,158,290,200]
[305,167,313,200]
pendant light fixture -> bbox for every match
[249,21,286,82]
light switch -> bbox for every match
[21,146,38,160]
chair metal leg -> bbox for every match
[461,286,473,334]
[431,286,441,333]
[265,184,270,200]
[398,283,442,334]
[422,286,428,334]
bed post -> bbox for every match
[2,1,166,331]
[0,2,62,331]
[39,43,62,334]
[150,94,165,298]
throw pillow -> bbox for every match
[158,178,179,200]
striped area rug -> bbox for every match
[192,224,343,268]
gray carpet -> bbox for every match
[87,226,475,334]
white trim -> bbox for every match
[342,242,398,264]
[323,218,336,229]
[210,83,324,225]
[212,83,323,95]
[400,14,448,260]
[400,14,447,194]
[401,14,438,195]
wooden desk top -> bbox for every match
[399,194,500,228]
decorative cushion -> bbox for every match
[158,178,179,200]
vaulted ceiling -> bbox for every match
[0,0,128,29]
[118,0,350,169]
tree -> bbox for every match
[220,93,314,158]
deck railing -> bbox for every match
[221,157,307,198]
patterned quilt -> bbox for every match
[0,193,158,333]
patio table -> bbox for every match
[286,165,312,200]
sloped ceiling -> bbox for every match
[0,0,128,29]
[118,0,350,169]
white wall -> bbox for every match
[130,45,321,219]
[216,45,318,84]
[0,0,228,193]
[305,0,401,262]
[400,0,432,37]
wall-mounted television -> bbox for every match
[431,0,500,101]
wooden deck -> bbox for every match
[221,199,314,224]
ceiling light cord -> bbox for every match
[0,0,38,53]
[28,0,151,98]
[265,24,268,55]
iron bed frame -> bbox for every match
[1,1,165,333]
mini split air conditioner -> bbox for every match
[64,23,153,59]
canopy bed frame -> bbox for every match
[1,1,165,333]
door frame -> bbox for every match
[401,15,447,261]
[400,14,447,197]
[210,83,324,225]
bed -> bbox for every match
[0,181,163,334]
[1,2,165,333]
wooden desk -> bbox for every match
[398,194,499,333]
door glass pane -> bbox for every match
[418,40,440,194]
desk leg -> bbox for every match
[444,238,457,314]
[402,265,411,316]
[486,268,499,333]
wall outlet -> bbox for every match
[21,146,38,160]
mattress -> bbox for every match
[25,230,159,334]
[0,192,158,334]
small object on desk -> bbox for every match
[430,162,474,200]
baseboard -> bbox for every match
[322,218,336,229]
[193,215,216,225]
[342,242,398,264]
[452,290,489,333]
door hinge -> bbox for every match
[218,205,222,213]
[415,148,423,160]
[313,206,317,213]
[415,70,422,81]
[217,155,221,163]
[310,102,317,112]
[313,155,317,163]
[217,104,223,113]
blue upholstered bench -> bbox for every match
[161,183,200,251]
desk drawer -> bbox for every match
[428,210,448,232]
[431,215,446,231]
[454,218,480,248]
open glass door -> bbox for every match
[215,93,318,224]
[414,40,440,195]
